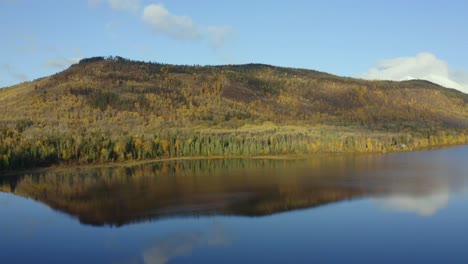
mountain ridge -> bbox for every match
[1,56,467,171]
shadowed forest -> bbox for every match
[1,56,467,171]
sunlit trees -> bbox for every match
[0,57,467,171]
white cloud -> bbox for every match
[379,191,449,217]
[142,4,234,48]
[361,53,468,94]
[142,4,201,40]
[44,57,81,69]
[92,2,234,47]
[108,0,140,13]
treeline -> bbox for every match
[1,124,467,171]
[1,56,468,172]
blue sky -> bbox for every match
[1,0,468,92]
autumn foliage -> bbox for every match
[0,56,467,171]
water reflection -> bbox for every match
[142,224,232,264]
[1,146,467,226]
[379,191,449,216]
[369,147,467,216]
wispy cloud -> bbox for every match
[207,26,234,49]
[43,57,81,69]
[88,0,140,13]
[361,53,468,94]
[142,4,234,48]
[87,0,103,8]
[142,224,232,264]
[91,2,235,48]
[1,64,29,83]
[108,0,140,13]
[16,35,39,53]
[15,34,65,55]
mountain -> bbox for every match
[0,56,467,171]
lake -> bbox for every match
[1,146,468,264]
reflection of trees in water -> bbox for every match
[0,150,462,225]
[0,158,367,226]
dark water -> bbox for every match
[1,146,468,264]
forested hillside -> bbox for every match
[1,56,467,171]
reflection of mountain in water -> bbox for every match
[1,148,465,226]
[0,158,368,226]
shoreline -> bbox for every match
[1,143,467,177]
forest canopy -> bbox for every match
[0,56,467,171]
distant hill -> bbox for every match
[1,56,467,171]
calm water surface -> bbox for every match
[1,146,468,263]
